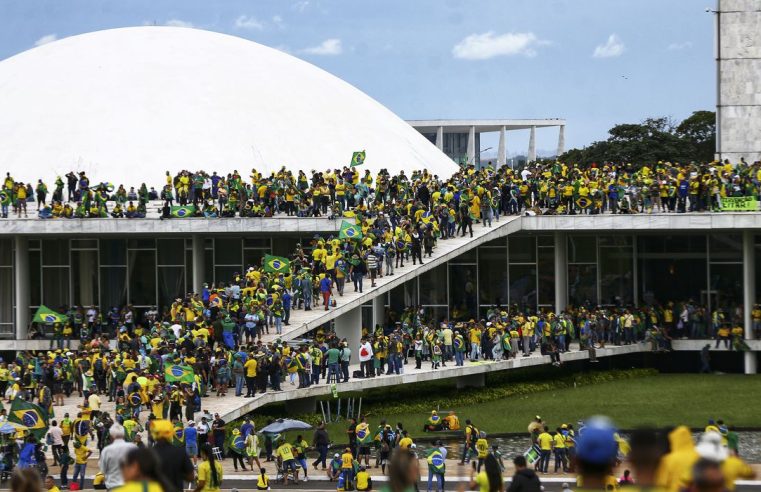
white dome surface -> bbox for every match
[0,26,457,187]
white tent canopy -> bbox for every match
[0,26,457,187]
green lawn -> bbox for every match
[316,374,761,440]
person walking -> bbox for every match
[507,456,542,492]
[99,423,138,491]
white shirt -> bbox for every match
[99,438,138,490]
[358,342,373,362]
[47,426,64,446]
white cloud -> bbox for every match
[234,15,264,30]
[667,41,693,51]
[451,31,547,60]
[165,19,194,28]
[292,1,310,13]
[272,15,284,27]
[593,34,625,58]
[34,34,57,47]
[302,38,342,55]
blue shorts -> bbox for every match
[186,443,198,456]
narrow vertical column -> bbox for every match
[556,125,566,157]
[743,230,757,374]
[467,126,476,165]
[15,236,30,339]
[435,126,444,151]
[554,231,568,313]
[192,234,205,295]
[372,294,385,331]
[335,306,362,357]
[528,126,537,163]
[498,126,507,167]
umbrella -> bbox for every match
[259,419,312,434]
[0,422,28,434]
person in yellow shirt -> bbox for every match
[277,440,300,485]
[72,441,92,490]
[536,426,553,473]
[244,356,258,397]
[398,431,413,449]
[356,466,372,491]
[722,450,756,491]
[45,476,61,492]
[475,432,489,472]
[196,444,224,492]
[553,428,569,473]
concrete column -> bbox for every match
[335,306,362,356]
[15,236,30,339]
[466,126,476,165]
[528,126,536,163]
[557,125,566,157]
[192,234,205,294]
[456,373,485,389]
[743,230,757,374]
[372,294,385,331]
[497,126,507,167]
[554,231,568,313]
[435,126,443,151]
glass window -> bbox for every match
[158,266,185,310]
[509,236,536,263]
[244,249,266,271]
[421,306,449,325]
[538,235,554,247]
[244,238,271,248]
[215,238,242,265]
[638,235,706,255]
[711,263,743,308]
[0,239,12,266]
[100,267,127,310]
[71,250,99,307]
[568,264,597,306]
[42,268,70,308]
[638,258,706,306]
[390,279,418,314]
[127,238,156,249]
[568,236,597,263]
[29,250,41,307]
[478,246,507,307]
[483,237,507,247]
[128,250,156,306]
[538,246,555,307]
[42,239,68,266]
[598,236,632,246]
[70,239,98,249]
[0,268,12,323]
[599,246,634,305]
[452,247,477,263]
[509,264,537,312]
[101,239,127,265]
[419,264,447,305]
[449,264,477,320]
[710,234,742,262]
[215,266,240,285]
[204,249,213,285]
[157,239,185,266]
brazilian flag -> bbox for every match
[164,364,195,384]
[351,150,366,167]
[33,305,68,325]
[339,220,363,241]
[8,398,48,438]
[0,190,10,206]
[575,196,592,209]
[173,424,185,446]
[227,433,246,455]
[264,255,290,274]
[170,205,196,218]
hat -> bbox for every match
[575,417,618,465]
[188,420,195,426]
[696,431,728,461]
[334,453,340,458]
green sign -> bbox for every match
[720,197,759,211]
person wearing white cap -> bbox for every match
[185,420,199,465]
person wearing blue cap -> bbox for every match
[574,418,619,491]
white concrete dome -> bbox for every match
[0,26,457,187]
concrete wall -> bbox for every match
[718,0,761,163]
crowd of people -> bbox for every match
[3,158,761,220]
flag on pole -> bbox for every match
[170,205,196,218]
[350,150,366,167]
[263,255,290,274]
[339,220,363,240]
[8,398,48,438]
[32,305,68,325]
[164,364,195,384]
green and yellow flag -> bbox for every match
[264,255,290,274]
[351,150,366,167]
[32,305,68,325]
[8,398,48,438]
[164,364,195,384]
[339,220,363,241]
[0,190,10,206]
[170,205,196,218]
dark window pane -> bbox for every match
[638,235,706,255]
[0,268,13,323]
[215,238,242,265]
[42,239,68,266]
[157,239,185,266]
[509,264,537,312]
[450,264,477,320]
[389,279,417,314]
[129,250,156,306]
[452,247,477,263]
[599,246,633,306]
[419,264,447,305]
[215,266,240,285]
[158,266,185,311]
[598,236,632,246]
[537,235,554,247]
[71,239,98,249]
[710,263,743,308]
[42,268,69,308]
[100,267,127,310]
[568,264,597,306]
[478,247,507,307]
[204,249,213,285]
[128,238,156,249]
[244,250,266,271]
[509,236,536,263]
[710,234,742,262]
[420,306,449,325]
[29,250,41,306]
[71,250,99,307]
[568,236,597,263]
[0,239,12,266]
[101,239,126,265]
[639,258,706,305]
[538,246,555,307]
[244,238,271,248]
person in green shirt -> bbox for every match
[325,344,341,383]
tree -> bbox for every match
[676,110,716,163]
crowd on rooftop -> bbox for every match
[3,157,761,220]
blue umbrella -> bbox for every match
[259,418,312,434]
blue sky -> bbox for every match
[0,0,714,155]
